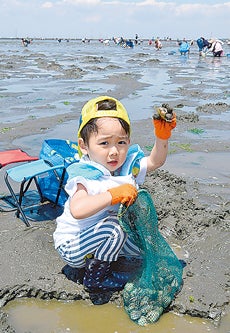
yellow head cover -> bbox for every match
[78,95,130,138]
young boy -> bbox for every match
[53,95,176,295]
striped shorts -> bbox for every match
[57,215,141,268]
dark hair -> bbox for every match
[79,99,130,145]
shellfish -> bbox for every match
[153,103,174,122]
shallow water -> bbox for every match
[164,151,230,206]
[1,39,230,125]
[1,39,230,332]
[4,299,230,333]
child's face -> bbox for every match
[80,117,130,173]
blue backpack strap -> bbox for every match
[67,162,103,180]
[119,144,145,177]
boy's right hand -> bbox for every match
[107,184,137,206]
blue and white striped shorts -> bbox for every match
[57,215,141,268]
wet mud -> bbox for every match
[0,39,229,332]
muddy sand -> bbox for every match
[0,73,229,332]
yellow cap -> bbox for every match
[78,96,130,138]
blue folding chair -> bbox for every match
[0,149,39,212]
[4,159,66,227]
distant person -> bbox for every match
[179,38,190,55]
[103,39,110,46]
[126,39,134,48]
[196,37,209,56]
[154,39,162,50]
[21,38,31,47]
[206,39,224,57]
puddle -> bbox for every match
[4,298,230,333]
[164,151,229,182]
[163,151,230,206]
[200,111,230,122]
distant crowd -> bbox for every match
[98,35,227,56]
[21,35,228,57]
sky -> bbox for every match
[0,0,229,40]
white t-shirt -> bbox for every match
[53,148,147,249]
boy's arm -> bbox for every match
[146,137,168,172]
[70,184,112,219]
[146,112,176,172]
[70,183,137,219]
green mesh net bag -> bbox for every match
[118,189,183,326]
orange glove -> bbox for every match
[107,184,137,206]
[153,114,176,140]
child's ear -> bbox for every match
[78,138,88,155]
